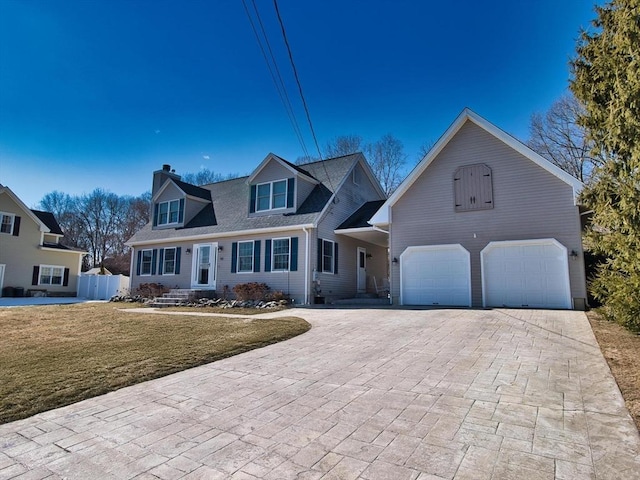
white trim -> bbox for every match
[161,246,177,275]
[370,108,585,226]
[334,226,389,235]
[399,244,472,307]
[156,199,182,226]
[191,242,217,289]
[236,240,255,273]
[255,179,289,212]
[0,186,50,233]
[126,224,314,247]
[247,153,318,185]
[271,237,291,272]
[140,249,154,276]
[357,247,367,293]
[303,226,311,305]
[319,238,336,274]
[38,264,65,286]
[480,238,572,309]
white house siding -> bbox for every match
[0,195,81,295]
[316,161,387,302]
[389,121,587,308]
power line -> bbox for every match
[241,0,311,160]
[273,0,336,193]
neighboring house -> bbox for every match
[369,109,588,310]
[126,154,388,304]
[0,185,86,297]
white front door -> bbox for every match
[357,247,367,293]
[192,243,217,289]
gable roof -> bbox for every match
[337,200,386,230]
[127,153,366,245]
[247,153,319,185]
[31,210,64,235]
[369,108,585,226]
[153,177,212,202]
[0,184,51,233]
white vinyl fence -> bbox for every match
[78,274,130,300]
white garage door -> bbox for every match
[481,239,571,309]
[400,245,471,306]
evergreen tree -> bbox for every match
[571,0,640,331]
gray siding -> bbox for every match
[130,229,310,304]
[156,183,182,203]
[316,161,387,301]
[296,177,316,209]
[389,121,586,307]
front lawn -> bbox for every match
[0,303,310,424]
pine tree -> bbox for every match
[571,0,640,331]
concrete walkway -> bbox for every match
[1,308,639,479]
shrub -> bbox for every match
[232,282,270,302]
[134,283,169,298]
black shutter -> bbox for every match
[63,268,70,286]
[287,178,295,208]
[178,198,185,223]
[153,204,159,226]
[13,216,21,236]
[231,242,238,273]
[265,239,272,272]
[158,249,165,275]
[317,239,323,272]
[254,241,261,273]
[290,237,298,271]
[32,266,39,285]
[175,247,181,274]
[151,249,158,275]
[136,251,142,276]
[334,243,339,274]
[249,185,257,213]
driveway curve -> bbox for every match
[1,308,639,479]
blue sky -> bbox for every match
[1,0,598,207]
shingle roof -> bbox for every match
[337,200,386,230]
[128,154,362,244]
[173,179,212,200]
[31,210,64,235]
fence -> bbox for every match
[77,274,130,300]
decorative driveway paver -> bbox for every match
[1,308,639,479]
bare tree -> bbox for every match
[323,134,363,159]
[182,168,238,186]
[416,140,435,163]
[365,134,407,195]
[527,94,603,182]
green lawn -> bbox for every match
[0,302,310,424]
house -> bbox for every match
[369,108,588,310]
[126,154,388,304]
[0,185,86,297]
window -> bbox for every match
[322,240,334,273]
[272,238,290,271]
[39,265,64,285]
[237,241,254,273]
[141,249,153,275]
[255,179,289,211]
[163,247,176,275]
[0,212,14,234]
[156,199,182,225]
[453,164,493,212]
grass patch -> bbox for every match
[165,305,288,315]
[0,302,310,424]
[588,310,640,432]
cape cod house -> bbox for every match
[0,185,86,297]
[126,154,389,304]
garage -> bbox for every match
[481,239,572,309]
[400,244,471,306]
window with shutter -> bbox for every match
[453,164,493,212]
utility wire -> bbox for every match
[273,0,336,194]
[241,0,311,160]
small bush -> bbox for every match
[233,282,270,302]
[267,290,289,302]
[134,283,169,298]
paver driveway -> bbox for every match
[1,308,639,479]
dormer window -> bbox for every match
[154,199,184,227]
[250,178,294,213]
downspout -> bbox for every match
[303,227,310,305]
[128,248,135,293]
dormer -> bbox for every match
[247,154,318,216]
[151,165,212,229]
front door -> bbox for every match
[192,243,217,289]
[357,247,367,293]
